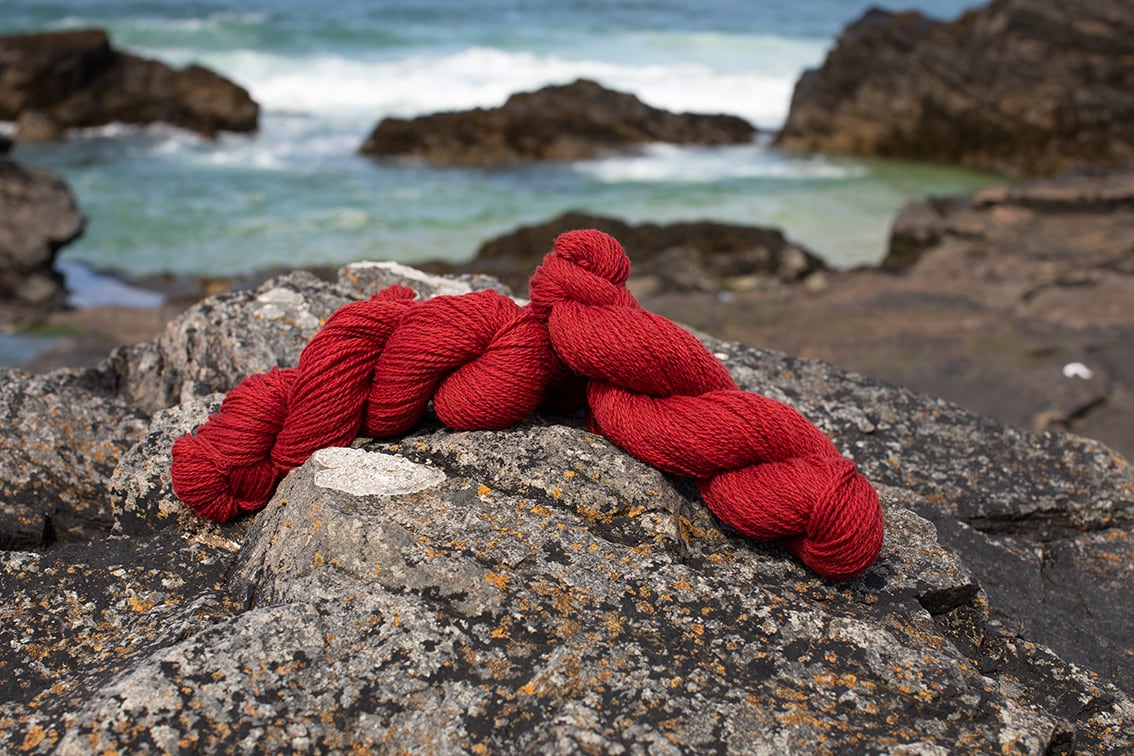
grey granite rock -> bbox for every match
[2,261,1133,753]
[0,367,149,546]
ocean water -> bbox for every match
[1,0,996,285]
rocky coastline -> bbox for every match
[3,1,1134,751]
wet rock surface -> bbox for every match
[360,78,756,166]
[774,0,1134,177]
[0,28,258,141]
[2,262,1133,753]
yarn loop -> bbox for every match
[171,229,884,579]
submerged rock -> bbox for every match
[0,28,258,140]
[360,78,756,166]
[775,0,1134,177]
[1,259,1132,752]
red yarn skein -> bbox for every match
[171,229,884,579]
[529,231,884,579]
[170,284,580,523]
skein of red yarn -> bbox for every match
[171,229,884,579]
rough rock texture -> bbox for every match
[2,261,1133,752]
[0,367,150,549]
[0,158,84,307]
[642,167,1134,463]
[774,0,1134,177]
[427,211,825,296]
[360,79,756,165]
[0,28,259,140]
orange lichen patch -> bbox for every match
[777,704,828,729]
[550,487,563,499]
[518,682,537,696]
[484,572,509,591]
[603,612,625,637]
[813,671,859,689]
[489,617,513,640]
[563,470,577,480]
[678,515,721,543]
[20,724,50,750]
[127,596,155,613]
[477,484,492,497]
[313,553,325,568]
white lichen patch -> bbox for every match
[257,287,307,306]
[343,261,476,298]
[312,447,447,497]
[255,287,321,330]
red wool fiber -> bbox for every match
[171,229,884,579]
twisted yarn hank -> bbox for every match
[171,229,884,579]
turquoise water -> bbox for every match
[2,0,997,282]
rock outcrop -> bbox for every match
[0,28,259,140]
[360,79,756,165]
[774,0,1134,177]
[430,211,824,295]
[1,258,1132,752]
[0,157,84,308]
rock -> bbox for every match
[360,78,756,165]
[0,367,150,547]
[0,28,258,140]
[428,211,824,295]
[13,110,64,142]
[774,1,1134,177]
[0,257,1131,750]
[0,158,84,308]
[883,169,1134,319]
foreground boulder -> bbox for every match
[360,79,756,165]
[1,259,1132,751]
[0,157,84,308]
[775,0,1134,176]
[0,28,258,140]
[430,211,824,295]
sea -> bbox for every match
[2,0,996,333]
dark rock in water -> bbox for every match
[360,78,756,165]
[775,0,1134,177]
[0,28,259,140]
[0,158,84,307]
[0,134,11,154]
[436,211,824,295]
[1,261,1133,752]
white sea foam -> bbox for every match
[573,144,867,184]
[158,41,822,129]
